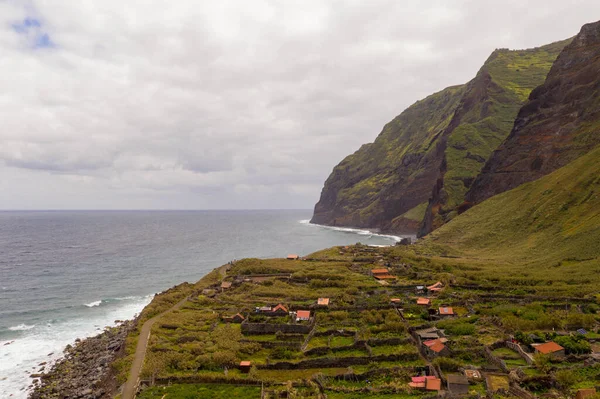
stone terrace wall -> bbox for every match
[242,319,314,335]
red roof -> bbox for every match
[427,281,443,290]
[240,361,251,367]
[429,342,447,353]
[535,341,564,354]
[287,254,299,259]
[390,298,401,303]
[417,297,431,305]
[296,310,311,319]
[371,268,389,274]
[273,304,288,312]
[426,378,442,391]
[439,307,454,315]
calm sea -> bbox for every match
[0,210,407,397]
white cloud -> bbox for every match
[0,0,599,209]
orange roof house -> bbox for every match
[371,268,389,275]
[438,307,454,316]
[409,376,438,389]
[427,281,444,292]
[534,341,565,356]
[417,297,431,306]
[296,310,311,321]
[425,378,442,391]
[287,254,299,260]
[390,298,401,303]
[317,298,330,306]
[272,304,288,313]
[239,361,252,373]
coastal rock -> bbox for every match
[28,320,136,399]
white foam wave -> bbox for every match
[0,295,153,398]
[8,324,36,331]
[84,300,102,308]
[300,220,405,242]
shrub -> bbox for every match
[553,335,592,354]
[433,357,462,371]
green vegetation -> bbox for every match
[422,144,600,269]
[137,384,261,399]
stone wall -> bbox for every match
[241,319,314,334]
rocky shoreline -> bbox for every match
[28,319,137,399]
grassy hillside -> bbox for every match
[423,40,572,233]
[422,143,600,267]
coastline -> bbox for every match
[299,219,416,243]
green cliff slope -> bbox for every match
[423,143,600,265]
[312,40,568,235]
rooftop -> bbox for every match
[535,341,564,354]
[317,297,330,305]
[439,307,454,315]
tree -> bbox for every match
[533,353,552,374]
[554,369,578,393]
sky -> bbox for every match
[0,1,599,210]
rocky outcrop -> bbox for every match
[28,320,136,399]
[467,20,600,204]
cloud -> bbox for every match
[0,1,599,209]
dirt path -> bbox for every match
[121,296,189,399]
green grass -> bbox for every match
[138,384,261,398]
[422,144,600,273]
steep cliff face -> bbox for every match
[467,21,600,205]
[312,40,568,234]
[311,85,465,231]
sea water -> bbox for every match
[0,210,409,397]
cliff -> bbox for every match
[467,20,600,205]
[311,40,568,235]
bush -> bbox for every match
[554,335,592,354]
[433,356,462,371]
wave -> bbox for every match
[299,220,405,242]
[8,324,36,331]
[84,300,102,308]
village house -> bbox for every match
[425,339,450,357]
[370,268,395,280]
[415,285,425,294]
[239,361,252,373]
[286,254,299,260]
[447,374,470,395]
[534,341,565,358]
[427,281,444,293]
[222,313,245,323]
[317,297,330,306]
[220,281,232,290]
[409,376,440,391]
[390,298,402,305]
[438,307,455,318]
[296,310,311,322]
[416,297,431,306]
[271,303,289,316]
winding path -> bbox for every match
[121,296,189,399]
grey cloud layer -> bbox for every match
[1,1,599,209]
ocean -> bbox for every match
[0,210,408,397]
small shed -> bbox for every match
[317,297,330,306]
[271,304,289,315]
[370,268,389,276]
[239,361,252,373]
[534,341,565,357]
[464,369,482,380]
[232,313,245,323]
[438,307,455,317]
[390,298,401,304]
[427,341,450,357]
[447,374,469,395]
[220,281,232,290]
[417,297,431,306]
[425,377,442,391]
[287,254,299,260]
[296,310,311,322]
[427,281,444,293]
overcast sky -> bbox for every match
[0,1,598,210]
